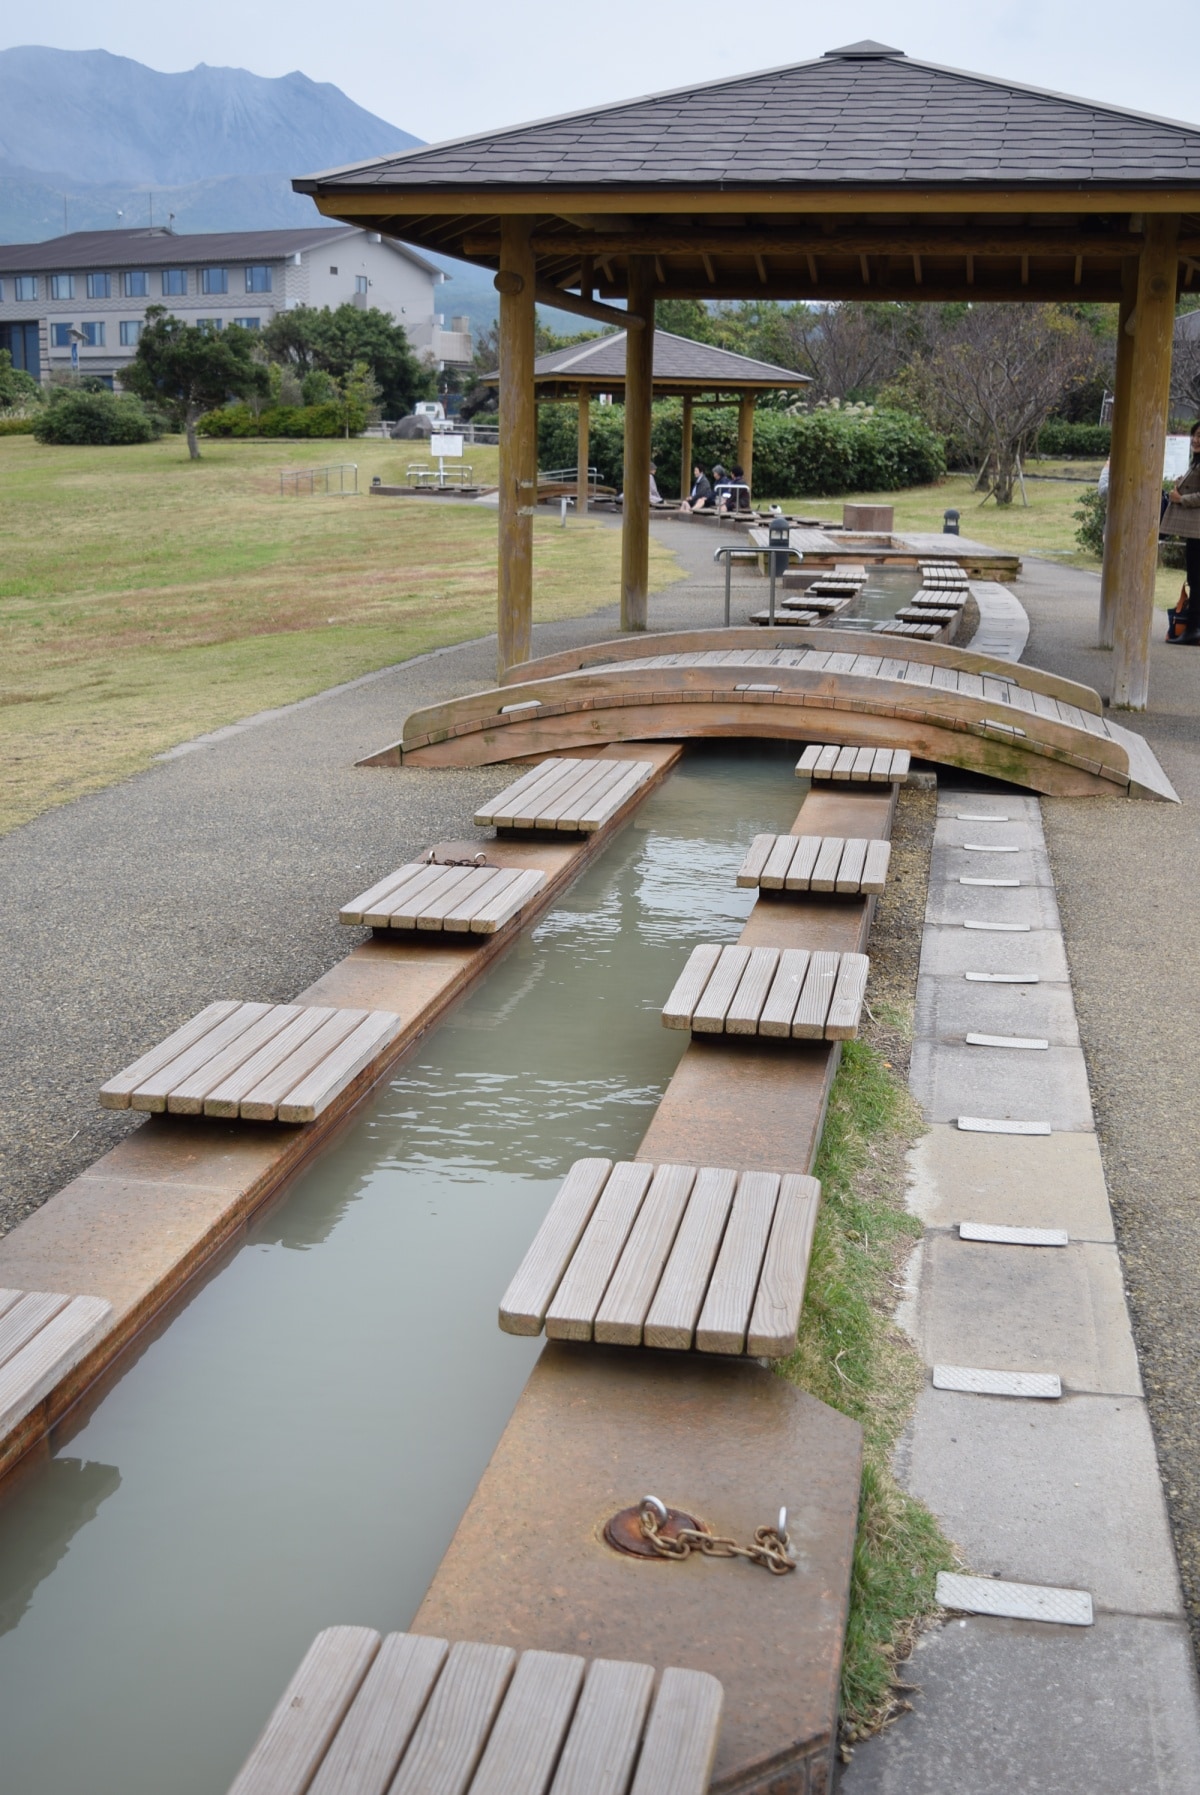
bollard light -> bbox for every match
[371,475,381,488]
[768,516,791,577]
[943,508,960,535]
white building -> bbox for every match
[0,223,472,386]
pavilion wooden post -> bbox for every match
[1111,216,1180,709]
[737,391,756,493]
[576,386,590,515]
[621,256,656,630]
[496,217,537,676]
[680,394,694,500]
[1099,259,1139,650]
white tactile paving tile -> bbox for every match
[933,1364,1062,1398]
[936,1573,1092,1626]
[958,1223,1069,1247]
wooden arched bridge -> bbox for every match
[374,629,1176,801]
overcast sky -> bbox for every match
[7,2,1197,145]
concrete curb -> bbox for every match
[841,785,1200,1792]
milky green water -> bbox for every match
[0,744,803,1795]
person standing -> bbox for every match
[1164,421,1200,645]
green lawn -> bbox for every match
[0,434,681,834]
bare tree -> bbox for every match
[1172,311,1200,421]
[893,304,1098,503]
[752,301,915,401]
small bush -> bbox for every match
[32,390,159,445]
[1036,421,1111,458]
[1073,485,1106,557]
[0,416,36,435]
[198,400,368,438]
[536,401,945,499]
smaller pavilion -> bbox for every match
[480,329,810,509]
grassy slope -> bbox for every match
[0,435,681,834]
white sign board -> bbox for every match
[430,434,464,459]
[1164,435,1193,480]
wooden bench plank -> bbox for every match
[691,946,752,1033]
[240,1009,370,1121]
[725,947,781,1034]
[227,1626,383,1795]
[861,839,892,894]
[791,953,841,1038]
[128,1003,272,1112]
[594,1164,698,1344]
[642,1168,739,1350]
[662,944,723,1030]
[735,833,778,888]
[276,1010,404,1124]
[308,1634,449,1795]
[783,837,823,890]
[470,1650,587,1795]
[628,1669,724,1795]
[474,759,573,827]
[362,863,448,927]
[850,746,877,781]
[392,866,482,930]
[0,1291,70,1371]
[832,746,857,779]
[533,761,621,827]
[759,835,799,889]
[809,837,846,893]
[758,949,812,1036]
[574,761,655,832]
[695,1172,780,1354]
[467,869,546,934]
[795,744,822,776]
[388,1640,516,1795]
[415,866,496,929]
[340,863,431,927]
[499,1160,613,1335]
[441,868,520,931]
[0,1294,113,1438]
[0,1289,23,1324]
[487,759,585,828]
[204,1008,338,1117]
[835,838,869,894]
[98,1000,244,1109]
[547,1658,655,1795]
[166,1005,307,1114]
[826,953,870,1039]
[746,1176,821,1358]
[545,1162,655,1341]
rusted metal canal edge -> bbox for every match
[413,783,897,1795]
[0,744,681,1486]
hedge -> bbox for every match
[536,402,945,498]
[0,416,36,435]
[1035,421,1111,458]
[199,401,368,438]
[32,390,159,445]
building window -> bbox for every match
[123,271,149,297]
[119,320,142,346]
[15,275,37,301]
[244,265,272,293]
[51,273,75,300]
[355,275,369,293]
[161,269,187,295]
[197,317,223,333]
[329,265,338,275]
[233,316,261,330]
[86,272,111,298]
[201,267,228,295]
[81,322,105,347]
[51,322,74,347]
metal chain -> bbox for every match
[638,1496,795,1576]
[424,851,491,868]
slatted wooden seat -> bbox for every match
[340,860,546,932]
[782,591,844,612]
[663,943,869,1040]
[227,1626,723,1795]
[896,605,959,624]
[875,618,943,639]
[737,832,891,894]
[0,1287,112,1442]
[474,756,655,832]
[806,578,862,597]
[749,607,818,626]
[99,1000,402,1123]
[909,589,967,609]
[796,743,912,783]
[501,1159,819,1354]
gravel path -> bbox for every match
[1014,556,1200,1658]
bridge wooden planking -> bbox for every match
[501,1160,821,1357]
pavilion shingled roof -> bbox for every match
[296,43,1200,195]
[494,329,810,388]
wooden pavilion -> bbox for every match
[295,39,1200,707]
[477,328,812,509]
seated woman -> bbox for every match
[680,464,714,513]
[717,464,750,513]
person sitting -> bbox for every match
[680,464,713,513]
[649,460,665,507]
[717,464,751,513]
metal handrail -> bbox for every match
[712,543,804,626]
[278,463,359,497]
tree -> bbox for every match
[0,349,42,411]
[1172,313,1200,421]
[121,307,267,458]
[882,304,1097,504]
[258,304,432,416]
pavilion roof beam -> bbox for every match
[461,228,1189,257]
[609,276,1126,303]
[310,188,1200,220]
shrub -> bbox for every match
[32,390,159,445]
[1035,421,1111,458]
[1073,485,1106,557]
[198,399,368,438]
[536,402,944,499]
[0,416,36,435]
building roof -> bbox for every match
[0,224,443,277]
[481,328,810,395]
[296,42,1200,196]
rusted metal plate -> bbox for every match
[411,1343,862,1794]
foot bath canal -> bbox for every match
[0,743,805,1795]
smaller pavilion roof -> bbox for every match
[481,328,811,399]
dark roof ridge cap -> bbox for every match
[547,332,628,371]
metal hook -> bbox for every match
[778,1507,788,1538]
[640,1494,669,1525]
